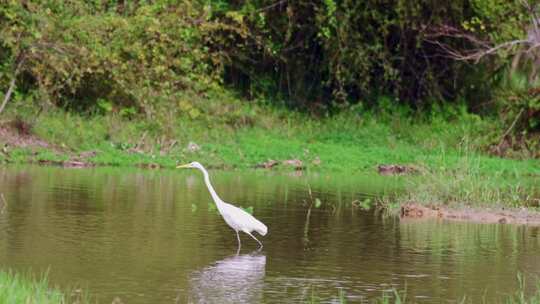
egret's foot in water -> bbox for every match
[245,231,263,250]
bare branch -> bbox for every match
[0,57,25,115]
[425,1,539,64]
[0,78,17,115]
[425,24,492,49]
[526,42,540,53]
[471,39,529,63]
[425,27,531,63]
[498,108,524,149]
[256,0,289,12]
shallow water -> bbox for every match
[0,165,539,303]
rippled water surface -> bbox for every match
[0,165,539,303]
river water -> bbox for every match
[0,165,539,303]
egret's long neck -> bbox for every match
[198,167,224,207]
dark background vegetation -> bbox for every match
[0,0,538,155]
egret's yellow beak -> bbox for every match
[176,164,190,169]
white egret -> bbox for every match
[177,162,268,250]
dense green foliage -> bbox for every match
[0,0,538,153]
[212,0,529,105]
[0,1,533,105]
[0,1,220,116]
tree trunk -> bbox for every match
[0,59,24,115]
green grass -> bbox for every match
[0,270,89,304]
[385,155,540,209]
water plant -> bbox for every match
[0,270,89,304]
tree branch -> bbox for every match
[0,58,25,115]
[498,108,525,148]
[425,1,539,64]
[469,39,530,63]
[425,27,529,63]
[256,0,289,12]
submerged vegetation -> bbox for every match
[305,274,540,303]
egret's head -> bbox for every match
[176,161,203,170]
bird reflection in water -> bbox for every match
[187,252,266,304]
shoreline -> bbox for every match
[2,119,539,221]
[3,160,540,227]
[400,203,540,226]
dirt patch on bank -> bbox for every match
[0,125,50,148]
[0,124,95,168]
[401,203,540,226]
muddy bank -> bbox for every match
[0,125,50,149]
[401,203,540,226]
[0,125,97,168]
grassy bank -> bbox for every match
[0,270,88,304]
[0,98,539,209]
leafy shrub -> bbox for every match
[0,1,220,117]
[207,0,528,109]
[490,72,540,157]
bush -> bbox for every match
[489,72,540,157]
[208,0,528,109]
[0,1,220,117]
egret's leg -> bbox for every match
[245,231,263,249]
[236,230,242,253]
